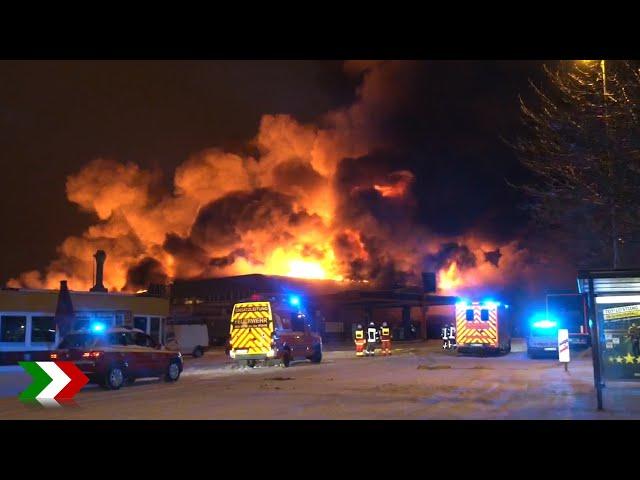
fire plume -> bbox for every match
[438,262,463,293]
[6,61,543,298]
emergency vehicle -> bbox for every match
[546,293,589,348]
[527,293,589,358]
[527,316,559,358]
[455,300,511,355]
[227,294,322,368]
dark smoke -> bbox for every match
[124,257,168,292]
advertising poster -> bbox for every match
[597,303,640,381]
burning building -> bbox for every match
[6,61,540,302]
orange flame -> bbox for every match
[438,262,463,294]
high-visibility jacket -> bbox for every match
[354,329,365,341]
[380,326,391,340]
[367,327,378,343]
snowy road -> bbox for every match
[0,340,638,419]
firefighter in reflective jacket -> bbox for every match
[441,324,456,350]
[365,322,378,356]
[380,321,392,355]
[354,324,366,356]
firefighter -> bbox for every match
[366,321,378,356]
[629,322,640,357]
[380,321,392,355]
[441,325,449,349]
[354,323,366,356]
[448,324,457,349]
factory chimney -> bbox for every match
[90,250,108,293]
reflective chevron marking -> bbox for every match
[18,361,88,406]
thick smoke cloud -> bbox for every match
[8,61,551,296]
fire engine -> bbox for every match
[455,300,512,355]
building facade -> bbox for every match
[0,287,169,364]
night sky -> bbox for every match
[0,60,549,287]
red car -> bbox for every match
[51,326,183,390]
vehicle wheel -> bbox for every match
[247,360,257,368]
[310,345,322,363]
[164,361,181,382]
[193,346,204,358]
[282,350,292,368]
[104,366,125,390]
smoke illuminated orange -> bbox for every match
[6,62,534,297]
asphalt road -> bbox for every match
[0,339,637,419]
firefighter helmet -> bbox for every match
[369,322,375,327]
[357,324,363,329]
[382,321,388,327]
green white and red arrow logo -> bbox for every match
[19,361,88,405]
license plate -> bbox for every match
[235,349,248,354]
[544,347,557,351]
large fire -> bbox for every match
[7,61,540,297]
[438,262,462,293]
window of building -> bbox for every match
[134,316,148,333]
[149,317,160,344]
[1,315,26,342]
[31,316,56,343]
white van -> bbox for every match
[165,323,209,357]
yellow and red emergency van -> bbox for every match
[227,294,322,367]
[455,300,511,355]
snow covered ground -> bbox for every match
[0,339,638,419]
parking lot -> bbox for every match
[0,339,638,419]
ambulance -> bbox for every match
[227,294,323,368]
[455,300,512,355]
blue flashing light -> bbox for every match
[91,322,106,332]
[483,300,501,308]
[455,300,468,308]
[289,295,300,306]
[532,320,557,329]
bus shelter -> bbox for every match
[578,269,640,410]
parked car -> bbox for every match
[51,326,183,390]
